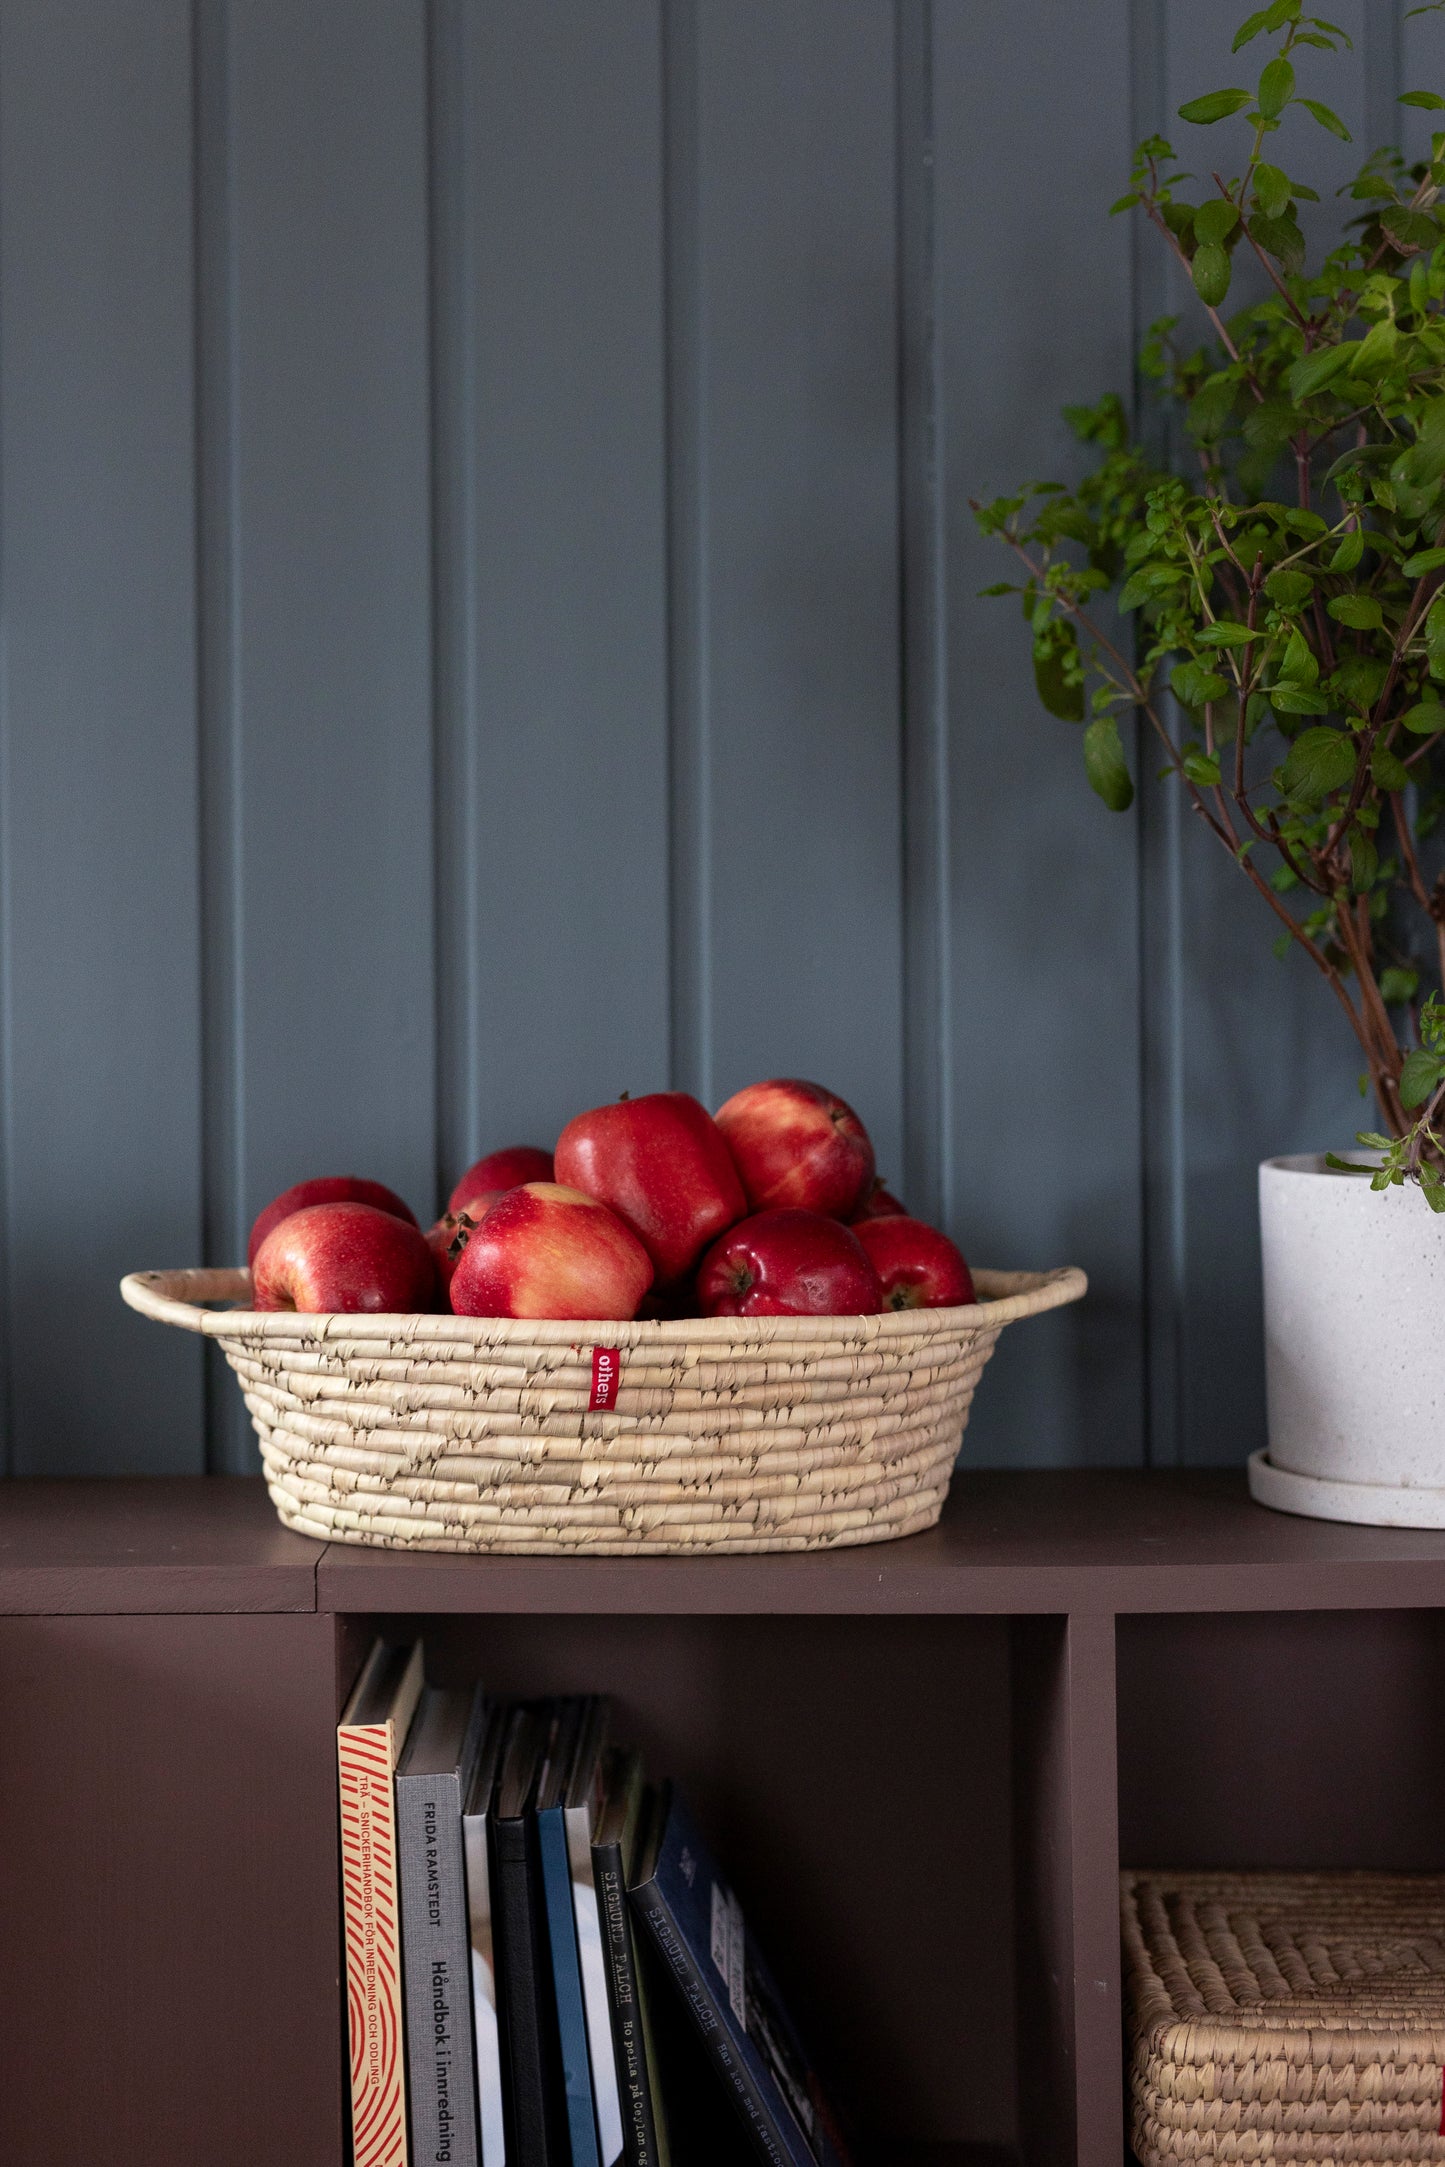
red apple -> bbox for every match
[247,1176,417,1266]
[425,1211,476,1290]
[854,1215,975,1310]
[696,1209,882,1318]
[554,1091,745,1286]
[448,1182,654,1321]
[850,1178,908,1223]
[447,1145,555,1220]
[252,1201,438,1313]
[714,1079,875,1219]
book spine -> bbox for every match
[495,1818,557,2167]
[629,1881,794,2167]
[539,1806,601,2167]
[339,1720,411,2167]
[592,1840,660,2167]
[463,1811,506,2167]
[398,1769,480,2167]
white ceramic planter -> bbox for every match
[1248,1152,1445,1526]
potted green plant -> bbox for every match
[975,0,1445,1525]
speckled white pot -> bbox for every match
[1249,1152,1445,1526]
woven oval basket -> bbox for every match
[121,1263,1085,1554]
[1124,1867,1445,2165]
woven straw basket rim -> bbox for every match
[120,1262,1087,1340]
[122,1262,1085,1554]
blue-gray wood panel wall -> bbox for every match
[0,0,1432,1476]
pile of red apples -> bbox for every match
[249,1079,975,1323]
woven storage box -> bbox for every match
[1124,1868,1445,2165]
[121,1263,1083,1555]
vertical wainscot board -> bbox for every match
[672,0,907,1185]
[934,0,1144,1468]
[438,0,672,1166]
[0,0,204,1473]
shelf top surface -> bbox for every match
[0,1476,319,1613]
[6,1469,1445,1615]
[314,1467,1445,1614]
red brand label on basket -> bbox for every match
[589,1346,620,1411]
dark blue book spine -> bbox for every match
[538,1800,601,2167]
[630,1790,849,2167]
[627,1876,795,2167]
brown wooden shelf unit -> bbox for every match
[4,1468,1445,2167]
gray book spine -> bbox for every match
[398,1763,481,2167]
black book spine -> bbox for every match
[494,1815,563,2167]
[628,1880,793,2167]
[594,1839,659,2167]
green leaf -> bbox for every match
[979,581,1018,597]
[1083,715,1134,810]
[1266,567,1313,608]
[1171,660,1230,706]
[1401,90,1445,108]
[1187,373,1239,440]
[1403,699,1445,732]
[1233,7,1275,48]
[1403,546,1445,575]
[1280,726,1355,801]
[1034,642,1085,722]
[1381,965,1421,1005]
[1355,316,1399,373]
[1406,395,1445,485]
[1298,96,1352,139]
[1329,527,1365,572]
[1242,399,1298,451]
[1381,206,1440,253]
[1109,191,1142,214]
[1197,621,1258,648]
[1327,594,1384,629]
[1178,87,1254,124]
[1258,56,1294,118]
[1348,827,1379,891]
[1269,684,1332,712]
[1372,744,1411,791]
[1194,197,1240,244]
[1253,161,1292,217]
[1399,1047,1445,1109]
[1191,239,1232,307]
[1182,748,1222,785]
[1118,566,1178,611]
[1281,625,1319,683]
[1248,210,1306,272]
[1288,343,1355,399]
[1427,596,1445,679]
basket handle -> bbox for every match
[120,1268,252,1332]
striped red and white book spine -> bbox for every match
[339,1719,410,2167]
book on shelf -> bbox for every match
[591,1749,670,2167]
[397,1683,490,2167]
[537,1696,627,2167]
[462,1703,510,2167]
[338,1637,425,2167]
[341,1665,851,2167]
[492,1703,568,2167]
[630,1784,852,2167]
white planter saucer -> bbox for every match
[1248,1447,1445,1530]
